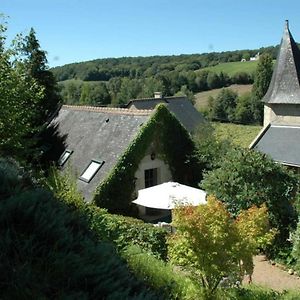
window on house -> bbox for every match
[79,160,104,183]
[144,168,158,188]
[58,150,73,166]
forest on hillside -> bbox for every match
[52,45,280,106]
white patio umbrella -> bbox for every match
[132,182,207,210]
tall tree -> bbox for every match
[251,54,273,123]
[201,147,298,245]
[0,25,44,161]
[22,28,61,125]
[168,196,274,294]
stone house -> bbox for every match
[250,21,300,170]
[48,96,204,214]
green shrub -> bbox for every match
[292,219,300,272]
[45,166,85,209]
[226,286,279,300]
[0,157,32,200]
[123,247,294,300]
[88,206,169,260]
[201,147,298,246]
[45,167,169,260]
[0,159,158,299]
[123,245,205,300]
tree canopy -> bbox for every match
[21,28,61,124]
[251,53,273,123]
[0,22,61,164]
[201,147,299,245]
[0,24,44,161]
[168,196,275,294]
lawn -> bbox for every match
[212,122,262,148]
[199,60,259,76]
[194,84,253,111]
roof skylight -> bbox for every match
[58,150,73,166]
[79,160,104,183]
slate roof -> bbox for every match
[126,96,205,132]
[250,124,300,167]
[50,105,152,201]
[263,20,300,104]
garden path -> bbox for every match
[244,255,300,292]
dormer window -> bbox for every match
[58,150,73,166]
[79,160,104,183]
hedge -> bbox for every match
[86,205,169,260]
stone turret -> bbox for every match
[263,20,300,126]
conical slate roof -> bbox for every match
[263,20,300,104]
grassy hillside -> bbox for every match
[194,84,253,111]
[200,61,259,76]
[212,122,262,148]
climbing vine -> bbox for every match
[93,104,202,215]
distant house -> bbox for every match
[250,21,300,171]
[48,95,204,214]
[250,52,260,61]
[126,93,205,133]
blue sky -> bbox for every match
[2,0,300,67]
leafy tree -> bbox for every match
[209,88,238,122]
[201,147,298,245]
[236,203,276,256]
[0,26,44,161]
[231,71,253,84]
[195,70,209,91]
[235,92,254,124]
[251,53,273,123]
[108,77,123,105]
[242,52,251,61]
[218,71,231,87]
[116,78,142,105]
[90,82,111,105]
[175,85,195,104]
[168,196,274,294]
[192,122,232,173]
[79,81,91,104]
[141,77,165,98]
[207,72,221,89]
[59,79,82,104]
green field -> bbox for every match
[212,122,262,148]
[199,61,259,76]
[194,84,253,111]
[199,59,276,76]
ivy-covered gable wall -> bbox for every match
[93,104,202,215]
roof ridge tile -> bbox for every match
[62,105,153,116]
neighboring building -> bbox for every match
[250,52,260,61]
[49,98,203,215]
[250,21,300,170]
[126,94,205,133]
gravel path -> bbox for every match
[244,255,300,291]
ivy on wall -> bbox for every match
[93,104,202,215]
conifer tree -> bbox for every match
[22,28,61,125]
[0,22,44,161]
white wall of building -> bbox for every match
[134,154,172,215]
